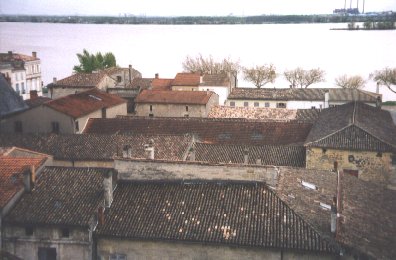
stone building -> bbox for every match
[0,51,42,99]
[226,88,381,109]
[48,71,116,99]
[95,180,341,260]
[0,88,127,134]
[305,102,396,187]
[2,167,115,260]
[135,90,219,117]
[102,66,141,88]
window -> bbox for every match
[185,106,189,112]
[25,226,34,236]
[51,122,60,134]
[101,108,107,118]
[21,82,25,92]
[14,121,23,133]
[230,101,235,107]
[149,113,154,117]
[15,73,19,81]
[265,102,270,108]
[110,253,127,260]
[117,76,122,82]
[254,102,259,107]
[38,247,56,260]
[311,106,316,109]
[61,228,70,238]
[244,102,249,107]
[149,105,153,112]
[276,102,286,108]
[75,121,79,132]
[15,83,19,93]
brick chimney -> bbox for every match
[155,73,159,79]
[145,139,155,160]
[30,90,38,100]
[103,170,113,208]
[32,51,37,58]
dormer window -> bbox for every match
[116,76,122,83]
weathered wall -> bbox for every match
[306,147,395,185]
[105,103,127,118]
[226,99,285,108]
[115,159,279,186]
[51,159,114,168]
[3,226,92,260]
[135,103,208,118]
[97,76,116,90]
[97,238,338,260]
[199,86,228,105]
[172,86,200,91]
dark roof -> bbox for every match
[83,117,313,146]
[25,96,51,109]
[305,102,396,152]
[4,167,109,227]
[96,180,340,254]
[172,73,200,86]
[276,167,396,259]
[200,74,230,87]
[228,88,380,103]
[51,72,111,88]
[129,77,153,89]
[208,106,320,123]
[44,88,126,118]
[0,133,191,161]
[0,74,28,118]
[0,52,39,62]
[193,143,306,167]
[135,90,215,105]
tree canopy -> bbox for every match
[284,67,325,88]
[335,75,365,89]
[182,54,240,75]
[370,67,396,94]
[243,64,277,88]
[73,49,117,73]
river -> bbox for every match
[0,22,395,101]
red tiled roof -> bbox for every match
[44,88,127,118]
[135,90,214,105]
[0,156,46,208]
[25,96,51,109]
[129,78,153,89]
[172,73,201,86]
[52,72,110,88]
[152,78,173,91]
[0,52,39,62]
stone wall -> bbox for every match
[136,103,208,118]
[51,159,114,168]
[97,238,338,260]
[115,159,279,186]
[306,147,396,185]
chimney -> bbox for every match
[129,65,132,84]
[98,206,105,226]
[256,158,262,165]
[243,148,249,165]
[30,90,38,100]
[189,146,195,162]
[103,170,113,208]
[324,90,329,109]
[23,168,34,192]
[330,196,337,233]
[376,82,380,94]
[155,73,159,79]
[376,96,382,109]
[32,51,37,58]
[53,77,57,84]
[200,74,203,84]
[145,139,155,160]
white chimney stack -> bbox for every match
[243,148,249,165]
[324,90,329,109]
[103,171,113,208]
[145,139,155,160]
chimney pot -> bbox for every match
[376,82,380,94]
[145,139,155,160]
[32,51,37,58]
[103,171,113,208]
[243,148,249,165]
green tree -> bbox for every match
[73,49,117,73]
[243,64,277,88]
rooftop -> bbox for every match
[305,102,396,152]
[96,180,340,254]
[44,88,126,118]
[0,52,39,62]
[129,77,153,89]
[172,73,201,86]
[200,73,230,87]
[151,78,173,91]
[4,167,109,227]
[135,90,215,105]
[0,74,28,118]
[50,71,111,88]
[25,96,51,109]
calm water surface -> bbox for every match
[1,22,395,100]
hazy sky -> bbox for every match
[1,0,395,16]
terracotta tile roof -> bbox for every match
[0,52,39,62]
[25,96,51,109]
[151,78,173,91]
[208,106,320,122]
[135,90,214,105]
[96,180,340,254]
[129,77,153,89]
[0,74,28,118]
[193,143,306,167]
[44,88,126,118]
[200,73,230,87]
[275,167,396,259]
[83,117,313,146]
[305,102,396,152]
[0,156,47,209]
[51,72,111,88]
[172,73,201,86]
[0,133,191,161]
[228,88,380,103]
[4,167,110,227]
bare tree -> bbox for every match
[284,67,325,88]
[335,75,365,89]
[182,54,240,75]
[370,67,396,94]
[243,64,277,88]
